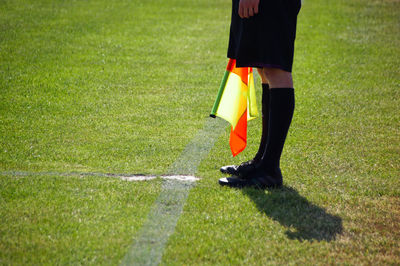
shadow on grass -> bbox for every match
[242,186,343,242]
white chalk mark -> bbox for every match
[119,175,157,181]
[161,175,199,182]
[119,175,199,182]
[1,172,200,183]
[121,117,227,266]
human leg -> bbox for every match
[220,68,270,175]
[220,83,270,175]
[219,67,295,188]
[263,67,293,88]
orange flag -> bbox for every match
[210,59,258,156]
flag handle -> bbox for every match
[210,70,230,118]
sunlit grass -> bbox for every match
[0,0,399,264]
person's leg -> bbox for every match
[256,67,295,180]
[220,68,271,176]
[263,67,293,88]
[219,67,295,188]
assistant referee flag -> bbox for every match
[210,59,258,156]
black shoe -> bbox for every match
[219,160,258,176]
[220,88,295,190]
[219,169,282,189]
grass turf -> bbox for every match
[1,0,399,264]
[163,0,400,264]
[0,175,161,264]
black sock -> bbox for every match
[261,87,295,174]
[253,83,270,162]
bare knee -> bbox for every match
[262,67,293,88]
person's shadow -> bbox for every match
[242,186,343,242]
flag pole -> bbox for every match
[210,69,230,118]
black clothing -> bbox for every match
[260,87,295,173]
[227,0,301,72]
[219,88,295,189]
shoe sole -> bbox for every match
[218,177,282,190]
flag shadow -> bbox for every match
[242,185,343,242]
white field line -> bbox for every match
[0,117,227,266]
[121,117,226,266]
[1,171,199,182]
[119,175,199,182]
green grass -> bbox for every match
[0,0,227,174]
[0,175,162,264]
[1,0,399,264]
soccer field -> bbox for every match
[1,0,399,264]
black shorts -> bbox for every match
[227,0,301,72]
